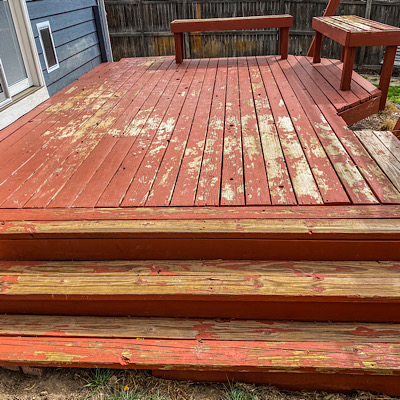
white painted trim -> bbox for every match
[97,0,113,62]
[0,86,49,130]
[36,21,60,73]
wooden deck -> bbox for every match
[1,56,400,394]
[1,55,395,210]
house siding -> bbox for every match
[27,0,104,96]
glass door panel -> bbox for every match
[0,0,30,96]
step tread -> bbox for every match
[1,260,399,300]
[0,315,399,374]
[1,315,400,342]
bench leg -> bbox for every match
[379,45,397,111]
[174,32,184,63]
[340,46,356,91]
[312,31,323,63]
[340,46,345,62]
[279,27,289,60]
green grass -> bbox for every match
[84,369,115,392]
[373,83,400,105]
[223,382,255,400]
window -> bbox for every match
[37,21,59,73]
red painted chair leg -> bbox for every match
[340,46,356,91]
[279,27,289,60]
[174,32,184,63]
[312,32,323,63]
[379,46,397,110]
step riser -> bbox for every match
[2,238,400,260]
[2,300,400,322]
[153,370,400,396]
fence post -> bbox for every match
[139,0,147,57]
[278,0,285,54]
[183,0,190,59]
[358,0,373,67]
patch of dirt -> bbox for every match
[349,102,400,131]
[0,368,399,400]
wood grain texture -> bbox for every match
[1,315,400,343]
[0,336,399,374]
[0,260,399,300]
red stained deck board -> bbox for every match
[277,57,378,204]
[220,58,245,206]
[49,59,174,208]
[146,59,210,206]
[170,59,218,206]
[73,60,181,208]
[196,58,228,206]
[247,57,296,205]
[0,337,399,374]
[286,55,400,204]
[120,59,202,207]
[0,62,137,207]
[96,60,195,208]
[267,56,349,205]
[0,62,112,144]
[6,61,162,209]
[257,56,323,205]
[305,57,360,109]
[238,58,271,205]
[0,63,116,168]
[1,56,400,210]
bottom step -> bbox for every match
[0,315,400,395]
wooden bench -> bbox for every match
[170,15,293,63]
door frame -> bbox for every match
[1,0,46,96]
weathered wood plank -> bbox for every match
[220,58,245,206]
[355,130,400,192]
[3,205,400,221]
[247,57,296,205]
[0,336,399,374]
[1,315,399,343]
[2,219,400,240]
[258,56,323,205]
[268,56,349,205]
[145,59,210,206]
[196,58,228,206]
[171,59,218,206]
[66,59,177,208]
[237,57,270,205]
[0,264,399,299]
[120,59,201,207]
[286,55,400,204]
[279,57,377,204]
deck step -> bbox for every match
[0,315,399,395]
[1,260,400,322]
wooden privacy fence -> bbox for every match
[105,0,400,67]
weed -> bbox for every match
[84,369,115,392]
[223,381,255,400]
[106,388,140,400]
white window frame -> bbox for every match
[36,21,59,73]
[0,58,12,108]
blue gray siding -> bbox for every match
[27,0,104,96]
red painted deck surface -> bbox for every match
[1,55,398,210]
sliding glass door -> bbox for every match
[0,0,32,101]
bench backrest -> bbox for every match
[171,15,293,33]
